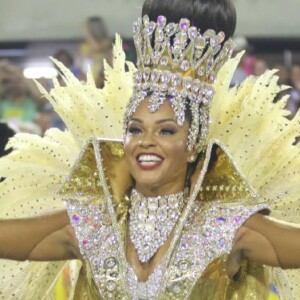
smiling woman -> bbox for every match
[0,0,300,299]
[124,98,194,196]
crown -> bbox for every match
[124,15,234,152]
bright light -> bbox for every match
[23,67,58,79]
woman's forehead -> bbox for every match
[131,99,175,118]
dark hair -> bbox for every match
[86,16,109,41]
[142,0,236,39]
[0,123,15,158]
[54,49,74,66]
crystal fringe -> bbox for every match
[129,189,185,263]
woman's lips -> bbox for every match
[136,154,164,170]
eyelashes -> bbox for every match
[159,128,176,135]
[128,126,142,135]
[127,126,177,136]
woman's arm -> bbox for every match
[243,214,300,268]
[0,210,80,261]
[227,214,300,279]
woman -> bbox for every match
[0,0,300,299]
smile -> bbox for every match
[136,154,163,170]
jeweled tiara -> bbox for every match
[124,15,234,152]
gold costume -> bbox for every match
[0,35,299,299]
[60,138,273,299]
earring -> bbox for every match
[189,155,196,162]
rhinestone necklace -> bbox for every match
[129,188,186,263]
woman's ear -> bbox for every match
[187,148,197,163]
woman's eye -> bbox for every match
[128,127,142,135]
[160,128,176,135]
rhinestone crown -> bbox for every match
[124,15,234,152]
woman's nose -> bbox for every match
[138,133,156,148]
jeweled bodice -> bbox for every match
[65,197,268,299]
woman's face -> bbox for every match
[124,98,195,196]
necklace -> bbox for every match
[129,188,186,263]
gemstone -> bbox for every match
[183,77,193,89]
[203,29,216,38]
[188,26,198,40]
[216,217,226,223]
[161,70,171,83]
[181,60,190,72]
[194,50,203,59]
[143,67,151,81]
[176,32,187,45]
[151,70,160,82]
[172,283,182,294]
[132,20,141,34]
[192,79,201,93]
[218,238,225,248]
[155,29,164,43]
[206,57,214,70]
[144,243,150,252]
[157,15,166,27]
[134,72,142,82]
[161,83,168,92]
[157,207,168,222]
[83,240,89,247]
[144,55,151,65]
[171,73,182,86]
[218,31,226,43]
[168,87,177,96]
[145,219,155,231]
[72,215,80,222]
[178,260,191,271]
[212,43,221,55]
[137,219,144,228]
[168,195,178,208]
[144,22,156,36]
[206,87,214,98]
[173,45,182,56]
[234,216,242,224]
[165,23,177,37]
[104,257,117,269]
[159,197,167,206]
[148,199,158,210]
[142,15,149,26]
[197,67,205,77]
[138,206,148,219]
[85,217,92,224]
[195,36,206,50]
[160,56,169,66]
[179,18,190,31]
[153,230,161,241]
[106,280,116,291]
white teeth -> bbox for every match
[138,154,162,162]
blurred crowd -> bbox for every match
[0,20,299,143]
[232,54,300,118]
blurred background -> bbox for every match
[0,0,300,139]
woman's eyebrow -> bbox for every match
[156,119,177,124]
[129,118,177,124]
[129,118,143,123]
